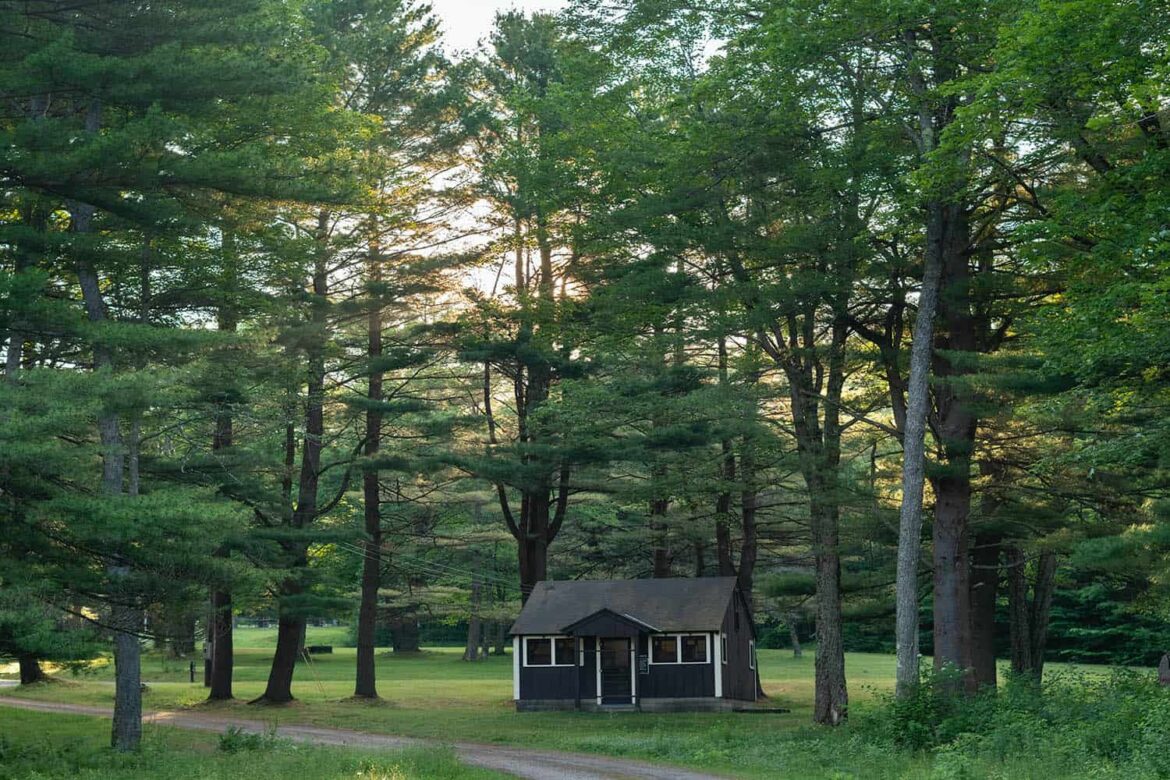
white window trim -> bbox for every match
[512,636,520,700]
[749,640,756,670]
[713,631,723,698]
[648,633,711,665]
[522,635,576,667]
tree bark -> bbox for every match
[18,656,45,685]
[1029,552,1057,679]
[929,201,977,693]
[893,198,945,699]
[493,620,507,655]
[208,237,238,701]
[800,318,849,725]
[650,494,672,578]
[209,585,234,700]
[968,532,1000,690]
[259,211,330,704]
[355,229,384,700]
[715,337,736,578]
[788,615,803,659]
[463,579,482,661]
[70,97,141,752]
[1006,545,1056,679]
[391,616,420,653]
[1006,544,1033,675]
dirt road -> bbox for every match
[0,696,730,780]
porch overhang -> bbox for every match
[559,608,660,638]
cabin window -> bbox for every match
[650,634,709,664]
[651,635,677,663]
[525,637,552,665]
[524,636,576,666]
[681,634,708,663]
[555,637,576,665]
[749,640,756,670]
[721,634,728,664]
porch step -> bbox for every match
[599,704,637,712]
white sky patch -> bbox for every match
[431,0,569,54]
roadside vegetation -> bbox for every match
[4,631,1168,779]
[0,708,505,780]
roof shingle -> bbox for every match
[509,577,739,635]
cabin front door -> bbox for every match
[599,638,632,704]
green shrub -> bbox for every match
[217,725,286,753]
[862,664,1170,778]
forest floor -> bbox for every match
[0,628,1139,779]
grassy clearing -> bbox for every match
[0,708,506,780]
[1,627,1163,779]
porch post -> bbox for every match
[630,638,637,706]
[595,636,602,705]
[512,636,520,701]
[713,631,723,698]
[574,635,581,709]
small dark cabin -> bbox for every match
[509,577,758,711]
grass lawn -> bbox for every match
[0,627,1148,779]
[0,707,507,780]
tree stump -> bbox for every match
[1159,653,1170,686]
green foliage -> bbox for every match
[0,709,503,779]
[869,669,1170,778]
[218,725,286,754]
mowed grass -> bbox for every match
[0,707,508,780]
[0,628,1134,779]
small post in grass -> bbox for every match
[1159,652,1169,686]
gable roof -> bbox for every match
[560,608,662,636]
[509,577,739,636]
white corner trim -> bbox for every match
[630,642,637,705]
[595,636,602,705]
[512,636,520,700]
[713,631,723,698]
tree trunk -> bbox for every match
[355,229,384,700]
[893,199,945,699]
[70,97,141,752]
[738,474,758,599]
[788,616,803,659]
[715,458,735,576]
[19,656,45,685]
[811,496,847,724]
[1029,552,1057,679]
[493,620,507,655]
[932,473,972,688]
[715,338,736,578]
[391,616,420,653]
[209,585,234,700]
[208,244,238,702]
[929,200,977,693]
[463,580,482,662]
[259,211,330,704]
[968,533,1000,690]
[169,613,197,658]
[650,494,671,578]
[1006,545,1056,680]
[1006,544,1033,675]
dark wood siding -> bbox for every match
[518,636,596,701]
[720,590,757,701]
[519,663,576,700]
[636,634,715,699]
[579,640,596,699]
